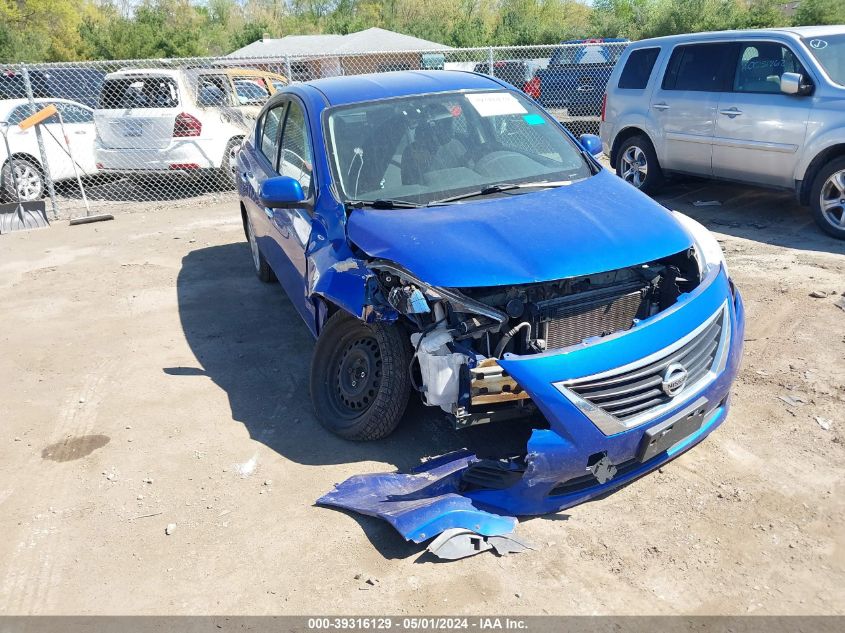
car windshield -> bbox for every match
[802,34,845,86]
[325,90,592,206]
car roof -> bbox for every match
[0,97,89,119]
[105,68,183,79]
[630,26,845,48]
[216,68,286,80]
[299,70,506,107]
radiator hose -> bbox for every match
[494,322,531,358]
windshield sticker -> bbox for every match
[523,113,545,125]
[809,39,828,50]
[465,92,527,117]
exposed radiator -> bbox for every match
[534,282,645,349]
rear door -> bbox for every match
[95,74,180,149]
[712,41,811,187]
[55,102,98,175]
[649,42,735,176]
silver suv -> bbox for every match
[600,27,845,239]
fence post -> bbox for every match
[21,64,58,220]
[487,47,494,77]
[284,54,293,83]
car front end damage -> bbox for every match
[318,215,744,548]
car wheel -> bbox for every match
[616,136,663,193]
[810,157,845,240]
[218,138,242,190]
[243,211,275,282]
[310,311,411,441]
[1,157,44,202]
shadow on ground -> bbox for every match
[654,177,845,256]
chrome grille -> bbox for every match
[555,304,730,435]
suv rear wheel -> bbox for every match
[310,311,411,441]
[616,135,663,194]
[810,157,845,240]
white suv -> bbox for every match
[94,67,285,187]
[600,26,845,239]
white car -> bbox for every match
[0,98,98,201]
[93,68,277,187]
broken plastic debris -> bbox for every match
[427,528,533,560]
[317,449,516,544]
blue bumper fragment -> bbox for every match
[317,450,517,543]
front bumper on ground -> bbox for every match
[320,267,744,539]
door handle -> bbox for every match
[652,102,670,111]
[719,108,743,117]
[74,130,86,135]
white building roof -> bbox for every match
[227,27,450,59]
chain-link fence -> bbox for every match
[0,41,628,220]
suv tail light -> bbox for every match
[601,93,607,122]
[173,112,202,137]
[524,76,541,100]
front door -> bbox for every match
[712,41,812,188]
[649,42,736,176]
[270,98,314,321]
[247,97,315,322]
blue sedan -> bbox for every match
[236,70,743,516]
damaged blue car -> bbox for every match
[237,70,744,522]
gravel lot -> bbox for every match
[0,178,843,615]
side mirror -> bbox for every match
[781,72,812,96]
[259,176,306,208]
[579,133,603,157]
[780,72,801,95]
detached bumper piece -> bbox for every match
[317,450,526,560]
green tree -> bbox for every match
[793,0,845,26]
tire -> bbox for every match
[616,135,663,194]
[218,138,242,190]
[809,156,845,240]
[310,311,412,441]
[1,157,44,202]
[243,210,275,282]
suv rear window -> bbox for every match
[98,76,179,109]
[618,48,660,89]
[662,43,735,92]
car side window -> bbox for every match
[197,75,231,107]
[234,77,270,104]
[260,104,286,166]
[57,103,93,124]
[662,43,735,92]
[278,100,313,198]
[7,104,35,125]
[732,42,807,93]
[618,48,660,89]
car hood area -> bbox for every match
[346,169,694,288]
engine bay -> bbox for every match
[371,247,703,427]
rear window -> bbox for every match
[618,48,660,89]
[662,43,735,92]
[98,76,179,109]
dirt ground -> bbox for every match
[0,178,843,616]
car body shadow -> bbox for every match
[175,242,532,472]
[654,176,845,256]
